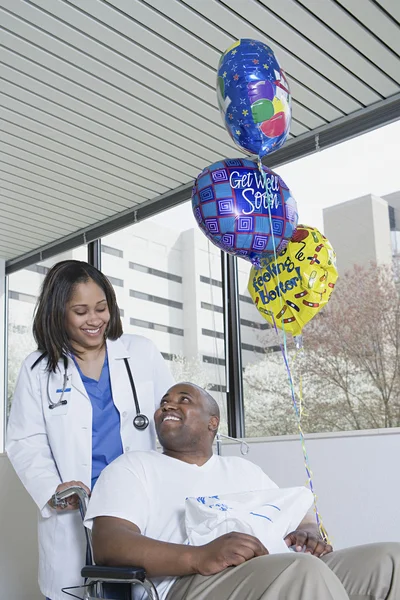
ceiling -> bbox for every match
[1,0,400,270]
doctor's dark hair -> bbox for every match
[33,260,123,372]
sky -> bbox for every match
[153,119,400,235]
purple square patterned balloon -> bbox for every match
[192,158,298,266]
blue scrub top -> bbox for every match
[72,352,123,488]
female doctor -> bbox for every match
[6,260,174,600]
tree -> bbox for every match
[301,263,400,431]
[243,263,400,436]
[7,324,36,413]
[169,354,213,391]
[243,351,300,437]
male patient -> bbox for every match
[85,383,400,600]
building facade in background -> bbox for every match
[323,191,400,273]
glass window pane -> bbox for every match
[241,123,400,437]
[238,258,288,438]
[101,203,227,432]
[7,247,87,413]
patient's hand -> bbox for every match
[192,532,268,576]
[285,529,333,557]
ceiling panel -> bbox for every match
[259,0,398,94]
[298,0,400,82]
[337,0,400,57]
[0,0,399,264]
[376,0,400,24]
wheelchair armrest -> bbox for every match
[82,565,146,582]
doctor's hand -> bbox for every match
[48,480,91,511]
[284,529,333,557]
[192,532,268,576]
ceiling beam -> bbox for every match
[6,94,400,275]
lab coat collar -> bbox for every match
[106,337,132,414]
[68,356,90,401]
[65,337,130,400]
[106,337,130,361]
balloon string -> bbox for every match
[256,156,280,270]
[269,310,330,543]
[256,155,329,543]
[256,156,286,324]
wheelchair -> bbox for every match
[54,485,159,600]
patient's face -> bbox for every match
[155,383,215,452]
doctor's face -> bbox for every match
[65,279,110,351]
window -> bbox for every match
[201,307,269,329]
[130,318,184,336]
[25,264,49,275]
[237,123,400,437]
[239,294,254,305]
[209,383,227,393]
[240,318,270,330]
[130,290,183,309]
[203,355,226,366]
[238,254,297,438]
[202,328,224,340]
[101,204,227,432]
[200,275,222,288]
[102,244,123,258]
[129,262,182,283]
[241,342,274,354]
[201,301,223,313]
[119,308,124,317]
[8,291,36,304]
[106,275,124,287]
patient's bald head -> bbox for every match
[154,383,220,460]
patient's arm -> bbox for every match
[92,516,268,577]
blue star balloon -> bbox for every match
[217,39,291,157]
[192,158,298,266]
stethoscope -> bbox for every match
[31,353,149,430]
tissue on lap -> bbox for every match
[185,487,313,555]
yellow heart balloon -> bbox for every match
[248,225,338,336]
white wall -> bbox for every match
[223,428,400,550]
[0,454,42,600]
[1,428,399,599]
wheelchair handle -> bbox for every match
[52,485,90,510]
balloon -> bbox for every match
[217,39,291,157]
[248,225,338,335]
[191,158,298,266]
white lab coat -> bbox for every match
[6,334,174,600]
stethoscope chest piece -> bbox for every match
[133,413,149,430]
[123,358,150,431]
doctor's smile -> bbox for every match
[66,281,110,349]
